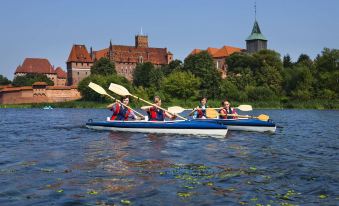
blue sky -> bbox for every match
[0,0,338,80]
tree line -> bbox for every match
[77,48,338,105]
[1,48,338,107]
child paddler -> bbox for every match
[142,96,176,121]
[192,97,208,119]
[107,96,142,121]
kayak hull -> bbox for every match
[192,118,276,132]
[86,120,228,138]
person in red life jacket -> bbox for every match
[107,96,141,121]
[193,97,208,119]
[143,96,176,121]
[219,100,238,119]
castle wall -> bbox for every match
[0,86,81,104]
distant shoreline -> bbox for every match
[1,99,338,110]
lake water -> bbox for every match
[0,109,338,206]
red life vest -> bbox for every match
[110,103,131,120]
[219,108,237,119]
[196,105,208,118]
[148,106,165,121]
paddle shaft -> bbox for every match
[130,94,187,120]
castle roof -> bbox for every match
[246,20,267,41]
[189,45,243,58]
[55,67,67,79]
[67,45,93,63]
[15,58,56,74]
[93,45,170,65]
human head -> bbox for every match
[153,96,162,106]
[200,97,207,106]
[121,96,130,105]
[222,100,230,108]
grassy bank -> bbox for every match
[1,99,338,109]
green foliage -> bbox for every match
[219,80,239,101]
[283,54,294,68]
[226,52,257,72]
[184,51,221,98]
[162,59,183,75]
[246,86,277,101]
[12,73,54,86]
[78,74,131,102]
[314,48,339,96]
[90,57,116,75]
[133,62,156,87]
[149,68,164,88]
[0,74,11,85]
[162,71,201,102]
[227,68,256,90]
[255,65,283,94]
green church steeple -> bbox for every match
[246,20,267,41]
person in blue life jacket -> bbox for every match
[193,97,208,119]
[107,96,142,121]
[143,96,176,121]
[219,100,238,119]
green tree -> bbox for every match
[149,68,164,88]
[246,86,277,101]
[314,48,339,98]
[162,71,201,102]
[219,80,239,101]
[162,59,183,75]
[183,51,221,98]
[133,62,155,87]
[91,57,116,76]
[12,73,54,86]
[226,52,257,72]
[283,54,294,68]
[78,74,131,101]
[0,74,11,85]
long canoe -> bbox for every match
[86,120,228,137]
[192,118,276,132]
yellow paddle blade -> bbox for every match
[206,108,219,118]
[109,83,131,96]
[257,114,270,121]
[88,82,108,95]
[237,105,252,111]
[167,106,186,114]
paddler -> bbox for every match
[107,96,143,121]
[193,97,208,119]
[142,96,176,121]
[219,100,238,119]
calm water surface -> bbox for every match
[0,109,338,206]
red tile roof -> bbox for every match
[67,45,93,63]
[55,67,67,79]
[15,58,56,74]
[189,45,243,58]
[93,45,169,65]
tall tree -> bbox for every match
[162,71,201,102]
[183,51,221,98]
[162,59,183,75]
[0,74,11,85]
[133,62,155,87]
[283,54,294,68]
[91,57,116,76]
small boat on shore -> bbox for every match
[86,120,228,137]
[192,118,276,132]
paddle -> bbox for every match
[206,108,270,121]
[108,83,187,120]
[168,104,253,114]
[88,82,145,118]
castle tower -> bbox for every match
[246,3,267,53]
[135,28,148,48]
[66,45,93,85]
